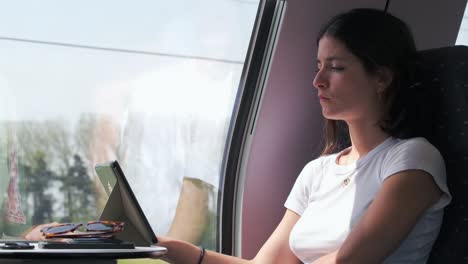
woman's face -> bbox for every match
[313,36,385,123]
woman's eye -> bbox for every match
[331,66,344,71]
[315,65,344,73]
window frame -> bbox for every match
[219,0,286,255]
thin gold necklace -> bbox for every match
[340,152,353,187]
[342,176,351,187]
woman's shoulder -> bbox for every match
[381,137,445,173]
[388,136,441,155]
[394,136,432,145]
[298,153,338,176]
[309,152,339,166]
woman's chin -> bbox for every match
[321,110,337,120]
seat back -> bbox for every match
[415,45,468,263]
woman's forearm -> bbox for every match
[158,237,252,264]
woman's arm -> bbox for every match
[167,177,213,244]
[158,209,301,264]
[316,169,442,264]
[253,210,302,264]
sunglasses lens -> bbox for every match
[86,222,118,232]
[42,221,124,238]
[43,224,77,235]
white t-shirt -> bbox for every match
[284,137,451,264]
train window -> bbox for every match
[0,0,259,251]
[456,3,468,44]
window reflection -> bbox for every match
[0,0,259,249]
[456,4,468,44]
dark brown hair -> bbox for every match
[317,8,419,155]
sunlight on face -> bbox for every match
[313,36,383,124]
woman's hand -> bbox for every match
[154,235,203,263]
[21,222,59,241]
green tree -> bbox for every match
[24,152,55,225]
[59,154,95,222]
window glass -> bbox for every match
[0,0,259,249]
[456,4,468,44]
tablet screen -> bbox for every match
[95,160,158,246]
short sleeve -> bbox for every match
[380,137,451,210]
[284,160,318,216]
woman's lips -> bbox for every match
[318,95,330,101]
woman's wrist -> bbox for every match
[197,246,206,264]
[157,237,202,264]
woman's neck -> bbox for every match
[345,120,389,161]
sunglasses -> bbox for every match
[40,221,124,239]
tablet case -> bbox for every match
[95,161,158,246]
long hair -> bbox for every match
[317,8,420,155]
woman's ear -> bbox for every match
[376,67,394,93]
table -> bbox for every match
[0,243,167,264]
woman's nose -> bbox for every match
[313,69,326,90]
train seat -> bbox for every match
[415,45,468,263]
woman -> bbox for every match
[154,8,451,264]
[25,8,451,264]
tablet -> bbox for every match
[95,161,158,246]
